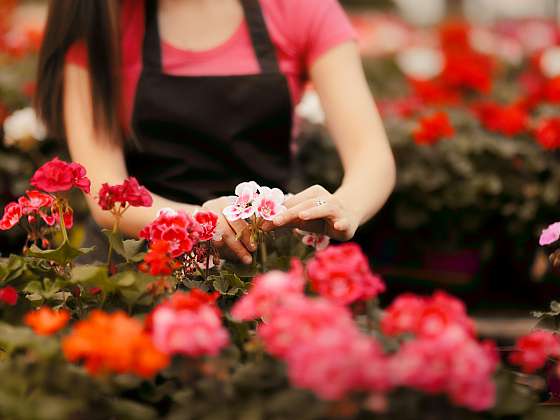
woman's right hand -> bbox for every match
[202,197,256,264]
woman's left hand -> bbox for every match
[263,185,361,241]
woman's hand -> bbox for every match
[265,185,361,241]
[202,197,256,264]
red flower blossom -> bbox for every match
[193,210,219,241]
[413,112,454,145]
[442,50,493,94]
[545,76,560,103]
[0,286,18,305]
[535,117,560,150]
[98,177,153,211]
[30,157,91,194]
[306,243,385,305]
[0,202,22,230]
[139,240,179,276]
[509,330,560,373]
[24,307,70,335]
[439,20,471,53]
[409,79,460,106]
[140,208,202,257]
[473,102,528,136]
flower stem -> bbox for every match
[259,231,268,272]
[57,201,69,243]
[106,215,120,269]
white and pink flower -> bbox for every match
[252,186,286,221]
[222,181,260,221]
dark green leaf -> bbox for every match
[28,242,95,266]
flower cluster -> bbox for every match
[472,102,528,137]
[223,181,286,222]
[383,292,498,411]
[412,112,454,146]
[24,307,70,336]
[306,243,385,305]
[139,240,180,277]
[509,330,560,374]
[140,208,204,257]
[232,256,391,400]
[1,158,92,239]
[62,310,169,378]
[97,177,152,213]
[3,107,46,151]
[30,157,90,194]
[148,290,229,357]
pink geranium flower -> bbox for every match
[301,231,330,250]
[0,202,22,230]
[252,186,286,221]
[149,290,229,357]
[98,177,153,211]
[30,157,91,194]
[231,259,305,321]
[539,221,560,246]
[193,210,219,241]
[306,243,385,305]
[509,330,560,373]
[222,181,259,221]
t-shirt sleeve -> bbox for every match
[65,41,88,68]
[291,0,356,69]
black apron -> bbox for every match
[125,0,293,204]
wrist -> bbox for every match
[334,187,367,226]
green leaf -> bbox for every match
[103,229,146,263]
[23,278,69,303]
[114,271,155,307]
[70,265,115,293]
[211,275,229,294]
[28,242,95,266]
[0,255,25,283]
[492,369,538,416]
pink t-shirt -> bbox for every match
[67,0,355,133]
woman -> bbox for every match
[35,0,395,264]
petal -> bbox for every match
[222,206,241,221]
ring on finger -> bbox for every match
[315,199,328,207]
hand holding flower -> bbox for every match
[265,184,360,241]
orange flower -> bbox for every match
[62,310,169,378]
[24,307,70,335]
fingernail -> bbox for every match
[273,216,283,225]
[243,256,252,264]
[250,242,257,251]
[300,212,309,220]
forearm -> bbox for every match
[334,141,396,225]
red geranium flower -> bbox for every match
[30,157,91,194]
[139,240,180,276]
[439,20,471,52]
[472,102,528,136]
[140,209,203,257]
[0,202,22,231]
[193,210,219,241]
[98,177,153,211]
[544,76,560,103]
[535,117,560,150]
[409,79,460,106]
[413,112,454,145]
[509,330,560,373]
[0,286,18,306]
[442,50,493,94]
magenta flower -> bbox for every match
[222,181,260,221]
[539,222,560,246]
[252,186,286,221]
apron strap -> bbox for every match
[240,0,280,73]
[142,0,281,74]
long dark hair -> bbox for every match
[35,0,121,145]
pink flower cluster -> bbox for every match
[383,292,498,411]
[509,330,560,374]
[231,259,391,400]
[306,243,385,305]
[30,157,90,194]
[539,221,560,246]
[1,158,92,232]
[0,190,73,231]
[148,289,229,357]
[140,208,218,258]
[97,177,152,212]
[223,181,286,222]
